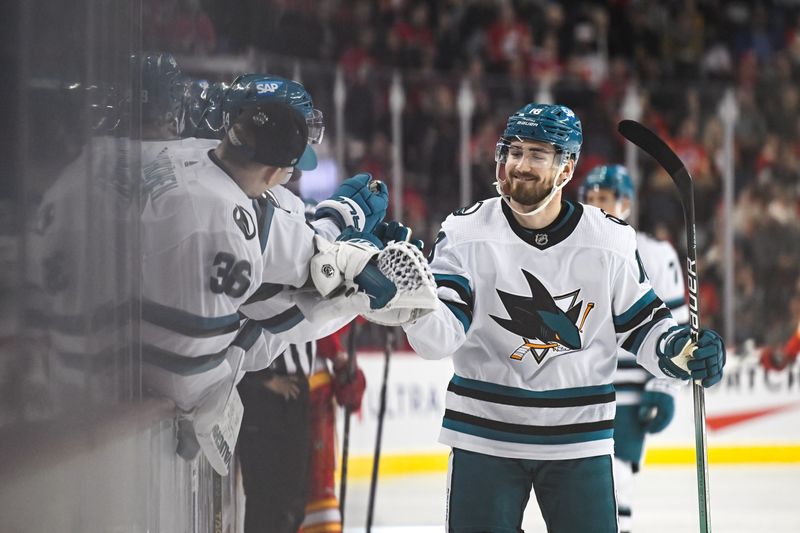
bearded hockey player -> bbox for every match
[401,103,726,532]
[581,164,689,533]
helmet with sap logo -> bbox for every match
[139,52,184,136]
[221,74,323,170]
[579,164,634,201]
[495,103,582,167]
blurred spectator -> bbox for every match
[194,0,800,350]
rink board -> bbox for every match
[340,352,800,478]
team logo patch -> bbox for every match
[233,205,256,240]
[321,264,335,278]
[535,233,548,246]
[490,269,595,364]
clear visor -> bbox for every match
[495,138,568,168]
[307,108,325,144]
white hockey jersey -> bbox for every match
[140,147,267,409]
[615,232,688,407]
[404,198,678,460]
[237,185,353,363]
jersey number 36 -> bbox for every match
[210,252,252,298]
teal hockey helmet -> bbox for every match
[221,74,323,170]
[579,164,634,201]
[496,103,582,167]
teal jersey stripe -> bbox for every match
[259,199,275,253]
[443,418,613,446]
[621,307,672,355]
[256,305,305,333]
[142,300,241,337]
[614,289,658,327]
[141,344,228,376]
[665,297,686,310]
[443,301,470,332]
[450,375,614,399]
[434,274,472,295]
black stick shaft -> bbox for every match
[338,320,358,523]
[617,119,712,532]
[366,328,394,532]
[683,180,712,533]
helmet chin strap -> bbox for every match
[494,161,573,218]
[618,202,631,221]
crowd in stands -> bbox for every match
[147,0,800,351]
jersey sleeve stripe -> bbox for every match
[141,343,228,376]
[232,319,263,351]
[443,409,614,444]
[243,282,284,305]
[434,274,474,307]
[443,300,472,333]
[451,375,615,399]
[615,383,647,392]
[254,305,305,333]
[29,301,129,334]
[614,290,663,333]
[141,300,241,337]
[258,199,275,253]
[620,307,672,354]
[664,297,687,310]
[447,381,615,408]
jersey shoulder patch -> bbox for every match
[441,197,505,244]
[578,204,637,256]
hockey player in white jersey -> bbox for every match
[581,164,689,533]
[402,103,726,532]
[142,73,435,473]
[215,74,432,347]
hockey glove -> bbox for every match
[315,173,388,233]
[333,366,366,411]
[310,231,398,310]
[373,220,424,251]
[638,379,676,433]
[657,325,726,388]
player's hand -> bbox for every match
[638,380,676,433]
[175,415,201,461]
[373,220,424,251]
[315,173,388,233]
[263,374,302,401]
[334,366,366,411]
[657,326,726,388]
[760,346,789,371]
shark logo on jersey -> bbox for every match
[490,269,595,364]
[233,205,256,240]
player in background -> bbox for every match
[24,79,132,404]
[580,164,689,533]
[760,319,800,370]
[401,103,726,532]
[300,326,366,533]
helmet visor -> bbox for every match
[307,108,325,144]
[495,138,560,169]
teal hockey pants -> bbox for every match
[446,448,618,533]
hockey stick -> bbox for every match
[338,320,358,523]
[618,119,712,532]
[366,327,394,533]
